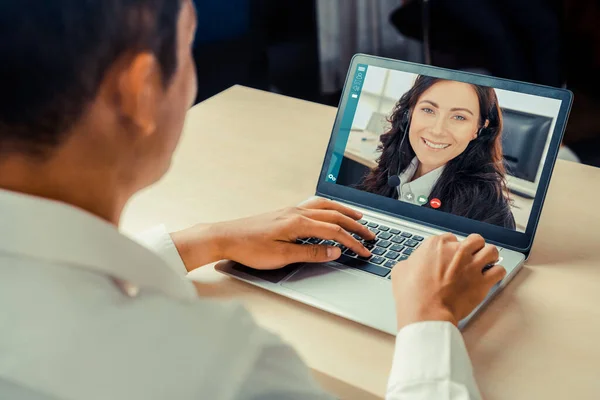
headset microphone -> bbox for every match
[387,174,401,188]
[387,110,411,196]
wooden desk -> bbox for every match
[121,85,600,400]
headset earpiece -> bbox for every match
[388,109,412,196]
[478,118,490,137]
[401,110,410,129]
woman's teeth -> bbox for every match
[423,138,450,149]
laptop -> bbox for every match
[216,54,573,335]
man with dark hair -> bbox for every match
[0,1,504,399]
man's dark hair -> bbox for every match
[0,0,183,158]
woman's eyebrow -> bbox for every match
[450,107,474,116]
[418,100,474,116]
[418,100,438,108]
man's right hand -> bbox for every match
[391,233,507,331]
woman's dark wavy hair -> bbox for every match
[357,75,516,229]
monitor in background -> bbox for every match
[501,109,553,197]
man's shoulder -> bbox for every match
[1,255,269,360]
[24,257,261,338]
[1,258,271,400]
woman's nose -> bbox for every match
[429,116,445,136]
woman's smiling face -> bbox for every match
[408,80,481,172]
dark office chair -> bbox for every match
[336,156,370,188]
[501,109,553,183]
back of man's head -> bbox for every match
[0,0,183,158]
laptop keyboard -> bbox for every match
[297,218,426,279]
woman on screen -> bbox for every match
[357,75,516,230]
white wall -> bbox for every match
[495,89,561,118]
[351,94,380,131]
[353,67,415,130]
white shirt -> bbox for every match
[398,157,445,206]
[0,188,482,400]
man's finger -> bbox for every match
[301,209,375,241]
[471,244,500,271]
[300,197,363,221]
[284,243,342,264]
[296,219,371,257]
[482,264,507,287]
[460,234,486,256]
[449,234,484,268]
[438,232,459,243]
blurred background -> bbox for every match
[192,0,600,167]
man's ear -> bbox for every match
[116,53,162,137]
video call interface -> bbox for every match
[326,64,563,233]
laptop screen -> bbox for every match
[325,64,563,233]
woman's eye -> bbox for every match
[453,115,466,121]
[421,107,434,114]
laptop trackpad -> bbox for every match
[281,263,396,329]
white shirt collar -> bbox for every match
[397,157,445,205]
[0,188,197,301]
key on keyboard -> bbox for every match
[378,240,392,248]
[338,255,390,277]
[390,244,405,252]
[385,251,399,260]
[370,256,385,265]
[371,247,386,256]
[378,232,392,240]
